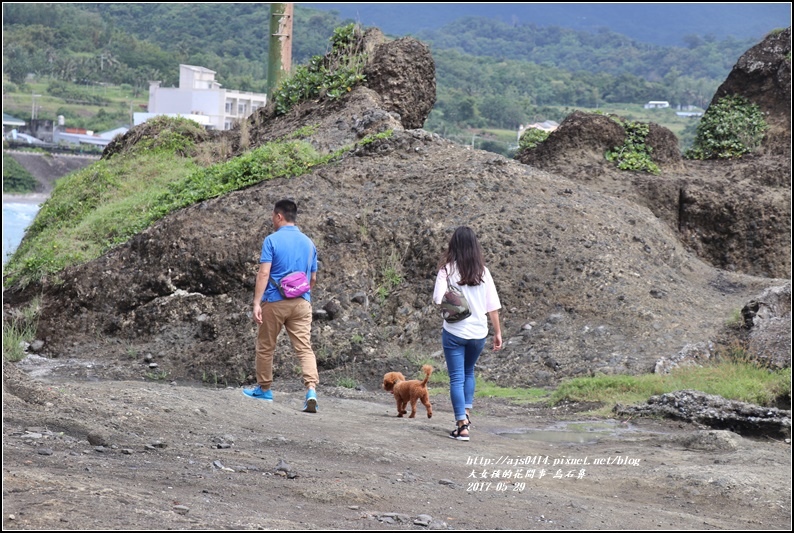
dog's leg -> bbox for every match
[396,398,405,417]
[421,392,433,418]
[409,398,418,418]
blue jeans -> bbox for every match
[442,329,486,422]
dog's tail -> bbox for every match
[420,364,433,387]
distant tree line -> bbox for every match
[2,3,759,137]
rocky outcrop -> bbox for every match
[363,36,436,130]
[710,27,791,156]
[614,390,791,439]
[516,110,683,171]
[742,282,792,369]
[514,29,791,279]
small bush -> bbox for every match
[518,128,550,150]
[605,117,660,174]
[272,23,367,116]
[685,94,768,160]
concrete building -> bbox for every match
[145,64,267,130]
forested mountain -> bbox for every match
[308,3,791,47]
[2,3,343,93]
[3,3,785,143]
[418,17,756,81]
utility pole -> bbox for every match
[267,3,293,100]
[31,93,41,121]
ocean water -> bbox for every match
[3,201,41,265]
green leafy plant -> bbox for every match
[271,23,367,116]
[518,128,550,150]
[685,94,768,160]
[605,117,660,174]
[358,130,394,146]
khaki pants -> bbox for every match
[256,298,319,390]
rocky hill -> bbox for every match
[3,28,790,393]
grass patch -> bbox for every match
[428,372,551,403]
[426,354,789,415]
[375,244,405,302]
[336,376,358,389]
[2,322,37,362]
[2,298,41,362]
[3,127,340,288]
[475,378,552,403]
[4,119,386,288]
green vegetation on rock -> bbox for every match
[685,94,768,159]
[605,116,661,174]
[272,23,367,116]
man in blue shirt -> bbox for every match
[243,199,320,412]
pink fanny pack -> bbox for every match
[270,272,311,299]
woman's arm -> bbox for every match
[488,309,503,351]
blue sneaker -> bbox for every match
[303,389,318,413]
[242,385,273,401]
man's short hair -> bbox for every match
[274,199,298,222]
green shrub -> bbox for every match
[685,94,768,160]
[518,128,550,150]
[2,153,37,193]
[272,23,367,116]
[605,117,660,174]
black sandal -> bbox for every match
[466,413,473,428]
[449,422,470,441]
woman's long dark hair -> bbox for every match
[438,226,485,286]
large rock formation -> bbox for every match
[711,27,791,156]
[2,31,790,397]
[516,28,792,280]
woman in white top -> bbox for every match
[433,226,503,441]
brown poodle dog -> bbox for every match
[382,364,433,419]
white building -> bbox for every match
[644,101,670,109]
[144,65,267,131]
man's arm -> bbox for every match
[253,262,272,325]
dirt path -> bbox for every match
[2,360,790,530]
